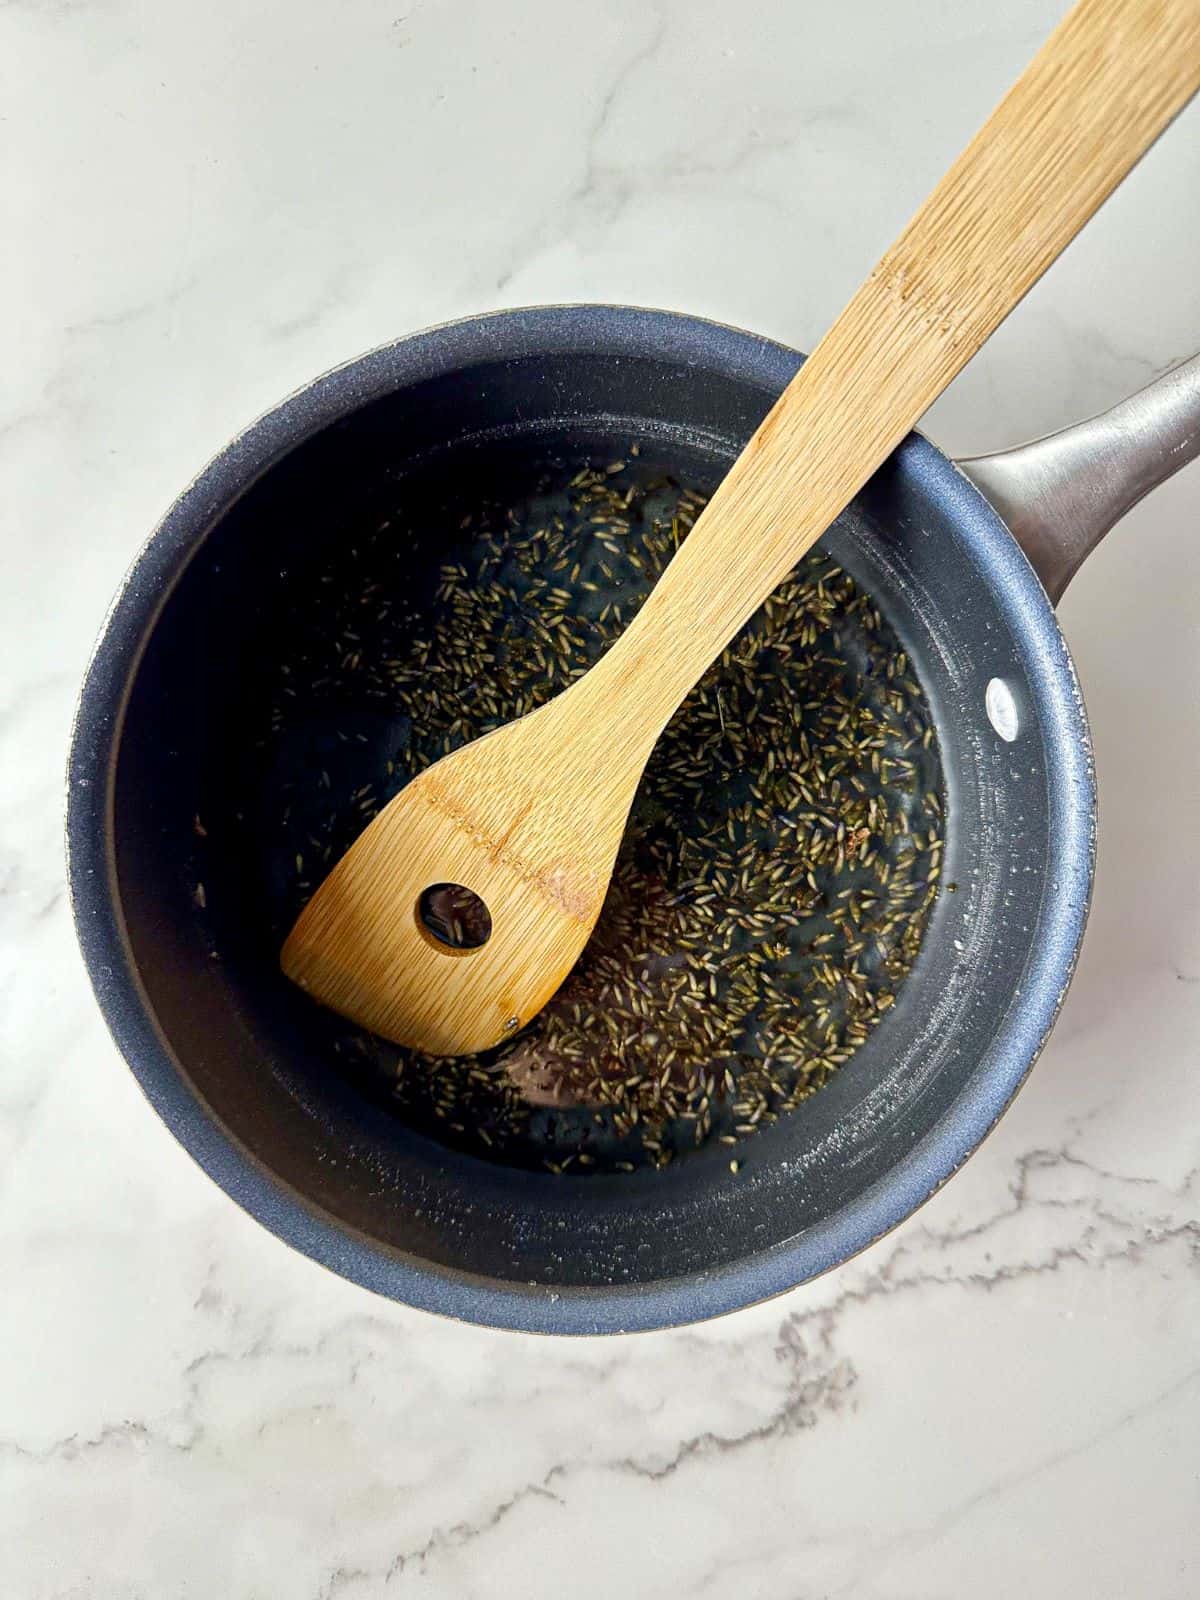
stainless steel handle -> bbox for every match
[955,354,1200,603]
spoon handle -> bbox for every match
[583,0,1199,740]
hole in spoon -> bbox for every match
[416,883,492,952]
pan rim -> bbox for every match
[65,303,1095,1334]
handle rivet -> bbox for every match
[985,677,1020,742]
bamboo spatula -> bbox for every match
[283,0,1200,1056]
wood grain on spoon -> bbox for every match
[283,0,1200,1055]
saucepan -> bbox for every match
[67,308,1200,1333]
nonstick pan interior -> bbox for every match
[74,309,1093,1331]
[223,441,947,1175]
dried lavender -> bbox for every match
[264,456,944,1174]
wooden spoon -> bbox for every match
[283,0,1199,1055]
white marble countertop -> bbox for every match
[4,1,1199,1594]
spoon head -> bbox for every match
[280,708,627,1055]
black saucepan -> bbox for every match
[67,308,1200,1333]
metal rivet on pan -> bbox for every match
[985,677,1019,742]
